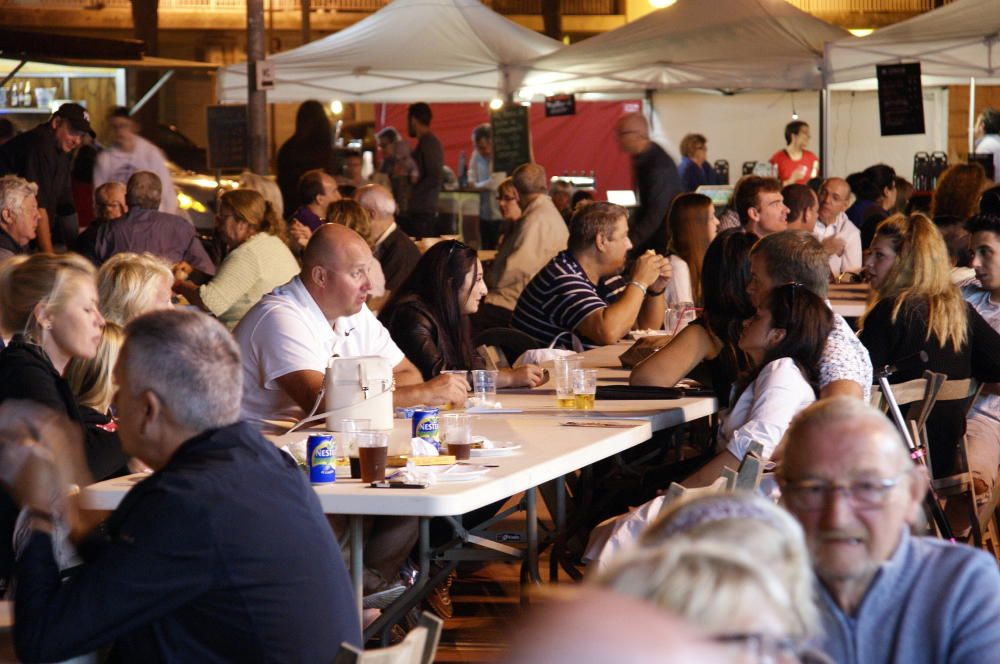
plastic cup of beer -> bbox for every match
[553,355,584,408]
[440,370,469,410]
[337,418,371,478]
[356,430,389,483]
[442,412,473,460]
[572,368,598,410]
[471,369,499,406]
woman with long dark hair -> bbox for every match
[684,283,833,486]
[379,240,544,388]
[276,100,337,215]
[663,193,719,307]
[631,228,755,407]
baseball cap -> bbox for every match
[52,103,95,137]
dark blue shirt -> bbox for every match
[512,250,627,349]
[14,421,361,663]
[678,157,718,193]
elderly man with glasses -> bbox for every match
[777,398,1000,664]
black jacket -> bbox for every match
[381,297,466,380]
[0,336,127,588]
[629,142,682,254]
[373,226,421,293]
[14,421,362,663]
[0,123,74,220]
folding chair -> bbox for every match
[333,612,443,664]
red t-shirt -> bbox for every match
[769,149,818,185]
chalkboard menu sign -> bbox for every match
[491,105,531,176]
[545,94,576,117]
[206,105,249,170]
[876,63,925,136]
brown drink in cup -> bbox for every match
[358,447,387,483]
[448,441,472,460]
[356,431,389,483]
[442,413,473,461]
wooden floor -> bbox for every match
[433,494,561,663]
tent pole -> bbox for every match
[819,88,828,180]
[968,76,976,159]
[247,0,269,174]
[130,70,174,114]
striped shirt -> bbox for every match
[512,250,627,349]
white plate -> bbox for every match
[430,465,490,482]
[471,440,521,457]
[628,329,670,340]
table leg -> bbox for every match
[525,487,541,585]
[550,475,566,582]
[350,515,364,619]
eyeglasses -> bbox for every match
[496,194,517,202]
[713,633,802,664]
[779,472,909,511]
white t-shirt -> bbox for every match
[93,135,178,214]
[814,211,863,277]
[964,287,1000,421]
[234,276,405,423]
[975,134,1000,183]
[664,254,693,308]
[719,357,816,460]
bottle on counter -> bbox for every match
[458,150,468,188]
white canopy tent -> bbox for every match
[825,0,1000,156]
[217,0,562,103]
[518,0,849,97]
[825,0,1000,87]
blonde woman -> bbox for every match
[0,253,126,588]
[65,321,124,438]
[97,252,174,325]
[174,189,299,329]
[238,171,284,220]
[860,213,1000,479]
[595,493,829,663]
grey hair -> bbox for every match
[123,310,242,431]
[0,174,38,217]
[355,184,397,219]
[126,171,162,210]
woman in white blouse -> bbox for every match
[684,282,833,486]
[663,193,719,309]
[173,189,299,329]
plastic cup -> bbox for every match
[553,355,584,408]
[572,368,598,410]
[442,413,473,460]
[440,370,469,410]
[471,369,499,405]
[356,430,389,483]
[337,418,371,477]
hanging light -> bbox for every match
[330,100,344,115]
[848,28,875,38]
[489,98,504,111]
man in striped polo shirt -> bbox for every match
[512,202,671,348]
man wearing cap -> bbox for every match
[0,103,92,253]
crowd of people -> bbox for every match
[0,98,999,663]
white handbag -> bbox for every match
[287,355,394,433]
[324,355,394,430]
